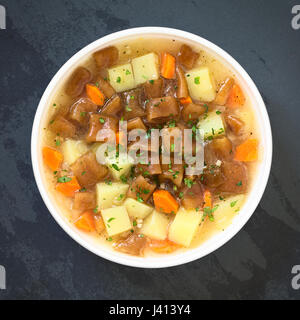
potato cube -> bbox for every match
[101,206,132,236]
[105,154,133,181]
[108,63,135,92]
[61,139,88,165]
[213,195,245,229]
[168,208,203,247]
[124,198,153,219]
[141,210,170,240]
[197,112,225,140]
[132,53,159,86]
[96,182,129,209]
[185,66,216,102]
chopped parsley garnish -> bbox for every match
[116,76,121,83]
[120,175,128,183]
[216,110,222,115]
[168,120,176,128]
[55,139,61,146]
[81,171,86,176]
[133,220,137,227]
[230,200,238,207]
[194,77,200,84]
[125,105,132,112]
[99,117,105,124]
[57,176,72,183]
[125,69,131,75]
[79,187,87,192]
[107,217,115,223]
[116,194,124,201]
[93,206,98,213]
[179,192,184,199]
[137,196,144,203]
[111,164,122,171]
[149,80,154,84]
[236,181,242,186]
[184,178,194,188]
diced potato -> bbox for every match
[101,206,132,236]
[212,194,245,228]
[124,198,153,219]
[105,154,134,181]
[185,66,216,102]
[61,139,88,165]
[141,210,169,240]
[132,53,159,86]
[96,182,129,209]
[168,208,203,247]
[108,63,135,92]
[197,112,225,139]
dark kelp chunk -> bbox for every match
[93,46,119,69]
[86,114,118,142]
[65,67,92,97]
[69,98,98,126]
[146,96,179,124]
[71,152,108,187]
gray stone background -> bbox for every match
[0,0,299,300]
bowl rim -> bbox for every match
[31,27,272,268]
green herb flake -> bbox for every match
[107,217,115,223]
[112,164,122,172]
[236,181,243,186]
[57,176,72,183]
[194,77,200,84]
[125,69,131,75]
[216,110,222,115]
[149,80,154,84]
[184,178,194,188]
[133,220,137,227]
[230,200,238,207]
[116,76,121,83]
[99,117,105,124]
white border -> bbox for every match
[31,27,272,268]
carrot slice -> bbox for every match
[116,131,125,145]
[74,210,95,232]
[149,239,181,253]
[234,139,258,162]
[160,52,176,79]
[43,146,63,171]
[203,190,212,209]
[180,96,192,105]
[227,84,245,108]
[86,84,105,106]
[55,176,81,197]
[153,190,179,214]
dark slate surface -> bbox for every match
[0,0,299,300]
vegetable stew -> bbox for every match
[41,37,260,257]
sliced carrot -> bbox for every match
[55,176,81,197]
[74,210,95,232]
[86,83,105,106]
[153,190,179,214]
[180,96,192,105]
[116,131,125,145]
[234,139,258,162]
[149,239,181,254]
[43,146,63,171]
[203,190,212,209]
[227,84,245,108]
[160,52,176,79]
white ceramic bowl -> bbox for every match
[31,27,272,268]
